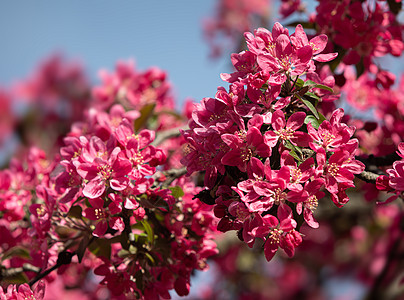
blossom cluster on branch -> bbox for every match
[0,60,217,299]
[182,22,366,262]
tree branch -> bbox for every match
[28,236,95,287]
[365,221,403,300]
[356,152,401,167]
[355,170,380,184]
[159,167,188,186]
[0,264,41,281]
[151,126,188,147]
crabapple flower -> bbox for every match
[0,281,45,300]
[307,108,354,152]
[317,147,365,204]
[288,179,325,228]
[264,110,311,147]
[253,215,301,261]
[257,33,313,84]
[386,143,404,192]
[76,137,132,198]
[291,24,338,63]
[221,126,271,172]
[83,196,124,237]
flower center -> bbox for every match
[98,165,112,180]
[240,148,253,162]
[94,208,106,220]
[327,163,339,177]
[305,195,318,212]
[290,168,302,182]
[268,228,283,244]
[321,132,335,146]
[36,206,46,218]
[276,128,294,140]
[272,188,287,205]
[131,152,144,166]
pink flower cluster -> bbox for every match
[51,61,219,297]
[0,282,45,300]
[376,143,404,203]
[386,143,404,192]
[182,23,364,261]
[0,61,218,299]
[340,69,404,160]
[0,55,92,159]
[315,0,404,73]
[92,60,175,111]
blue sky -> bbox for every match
[0,1,229,107]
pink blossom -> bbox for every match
[307,108,354,152]
[221,126,271,172]
[257,33,313,84]
[76,137,132,198]
[0,281,45,300]
[264,110,311,147]
[253,215,300,261]
[387,160,404,191]
[83,197,124,237]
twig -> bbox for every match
[356,152,401,167]
[0,264,41,280]
[366,226,402,300]
[355,170,380,184]
[151,126,188,147]
[28,236,95,287]
[161,167,188,186]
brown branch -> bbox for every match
[365,223,403,300]
[355,170,381,184]
[151,125,188,147]
[161,167,188,186]
[29,236,95,287]
[1,263,41,280]
[356,152,401,167]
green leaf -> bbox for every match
[141,220,155,244]
[288,150,301,161]
[318,112,326,123]
[313,84,333,93]
[305,92,320,101]
[294,78,305,89]
[304,115,320,129]
[1,247,31,261]
[88,238,111,259]
[118,249,130,258]
[303,80,333,93]
[76,234,90,263]
[169,186,184,198]
[134,103,156,132]
[3,271,28,284]
[284,140,302,161]
[154,211,165,222]
[67,205,83,219]
[145,252,155,264]
[303,80,317,87]
[296,94,319,119]
[129,245,137,254]
[133,233,148,244]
